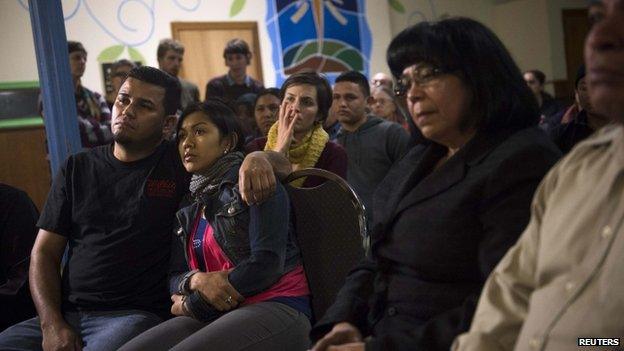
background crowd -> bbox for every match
[1,0,623,350]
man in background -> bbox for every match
[106,59,137,109]
[549,64,610,154]
[333,71,410,222]
[47,41,113,148]
[205,38,263,103]
[369,72,393,90]
[157,38,200,110]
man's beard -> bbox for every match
[113,129,163,152]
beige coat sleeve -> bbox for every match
[452,163,561,351]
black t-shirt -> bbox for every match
[37,142,189,316]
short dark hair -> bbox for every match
[524,69,546,85]
[157,39,184,60]
[176,98,245,152]
[335,71,371,97]
[127,66,181,116]
[254,88,281,106]
[223,38,251,63]
[387,17,539,133]
[111,59,137,77]
[68,41,86,55]
[234,93,257,116]
[280,72,332,123]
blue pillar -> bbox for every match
[28,0,81,174]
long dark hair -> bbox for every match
[387,17,539,133]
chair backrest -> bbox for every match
[284,168,368,322]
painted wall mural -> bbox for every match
[16,0,246,65]
[266,0,372,86]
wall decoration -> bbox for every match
[16,0,248,64]
[230,0,247,17]
[388,0,405,14]
[266,0,372,86]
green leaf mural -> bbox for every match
[389,0,405,14]
[97,45,125,63]
[283,40,364,74]
[128,47,146,64]
[230,0,246,17]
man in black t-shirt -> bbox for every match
[0,66,190,351]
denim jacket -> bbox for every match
[169,165,302,321]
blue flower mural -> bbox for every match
[266,0,372,85]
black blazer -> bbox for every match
[310,127,561,350]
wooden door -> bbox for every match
[0,126,51,210]
[559,9,589,100]
[171,22,264,100]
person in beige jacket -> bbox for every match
[453,1,624,350]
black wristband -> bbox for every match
[178,269,199,295]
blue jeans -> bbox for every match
[0,309,162,351]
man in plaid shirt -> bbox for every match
[68,41,113,148]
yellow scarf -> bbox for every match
[265,122,329,187]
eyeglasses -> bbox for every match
[371,79,390,87]
[393,64,447,97]
[111,71,130,79]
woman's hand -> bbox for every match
[189,271,244,311]
[311,322,363,351]
[170,294,187,316]
[274,101,300,155]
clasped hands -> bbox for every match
[171,270,244,317]
[310,322,365,351]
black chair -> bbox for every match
[284,168,368,322]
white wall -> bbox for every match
[0,0,394,92]
[387,0,589,93]
[0,0,38,83]
[491,0,552,75]
[388,0,493,35]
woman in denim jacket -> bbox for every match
[121,99,311,351]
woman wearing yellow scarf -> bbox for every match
[246,72,347,187]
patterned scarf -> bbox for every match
[189,151,245,200]
[265,122,329,187]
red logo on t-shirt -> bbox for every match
[146,179,176,198]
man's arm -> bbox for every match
[239,151,291,205]
[30,229,82,350]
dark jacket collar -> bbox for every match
[179,165,240,228]
[373,129,516,242]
